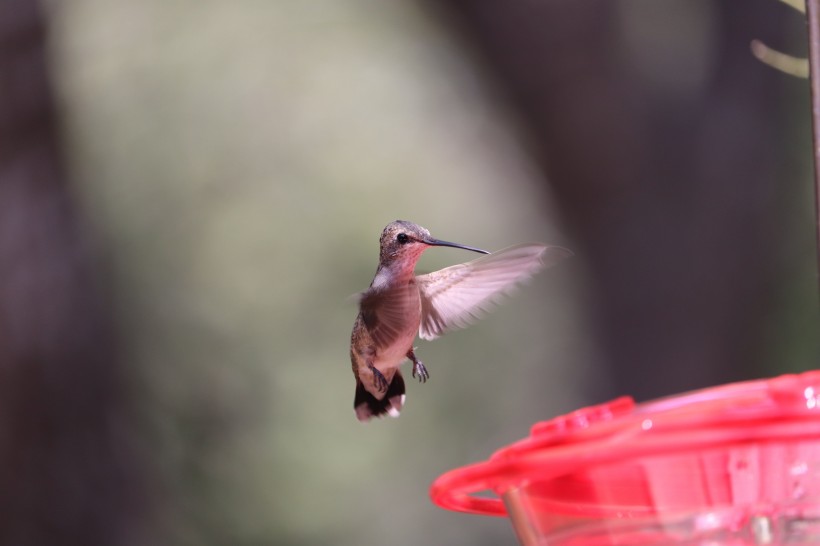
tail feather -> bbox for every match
[354,371,406,422]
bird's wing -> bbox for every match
[416,243,572,340]
[358,282,418,350]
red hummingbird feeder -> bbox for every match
[430,370,820,545]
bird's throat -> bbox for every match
[371,260,417,289]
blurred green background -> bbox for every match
[48,2,584,545]
[15,0,816,544]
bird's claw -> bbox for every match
[371,366,389,393]
[412,360,429,383]
[407,348,429,383]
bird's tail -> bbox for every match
[354,371,406,422]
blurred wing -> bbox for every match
[416,244,572,340]
[358,282,418,349]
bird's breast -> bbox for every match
[373,285,421,369]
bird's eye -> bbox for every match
[396,233,409,244]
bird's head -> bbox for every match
[377,220,488,273]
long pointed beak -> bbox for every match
[423,238,490,255]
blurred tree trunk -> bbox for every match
[0,0,140,544]
[432,0,790,400]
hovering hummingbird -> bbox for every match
[350,220,572,422]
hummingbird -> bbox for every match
[350,220,572,422]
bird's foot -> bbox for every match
[412,360,429,383]
[407,348,429,383]
[370,365,389,393]
[413,359,430,383]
